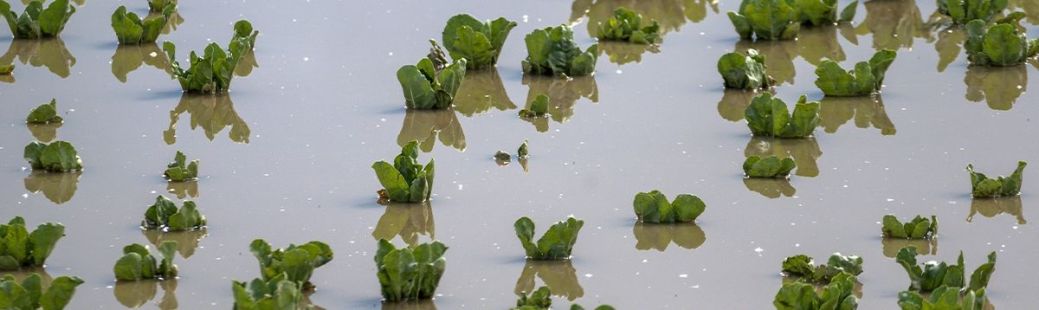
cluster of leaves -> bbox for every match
[718,49,774,90]
[113,241,178,281]
[745,93,820,138]
[374,239,447,302]
[148,0,176,12]
[781,253,864,283]
[397,40,467,109]
[142,195,206,231]
[882,215,937,239]
[796,0,858,26]
[632,190,706,224]
[967,161,1026,198]
[515,217,583,260]
[250,239,333,290]
[773,272,858,309]
[895,247,996,293]
[898,285,988,310]
[728,0,801,41]
[0,273,83,310]
[24,141,82,172]
[111,4,174,44]
[0,0,76,39]
[163,151,198,182]
[163,20,258,93]
[441,14,516,70]
[815,49,897,97]
[0,217,64,271]
[965,14,1039,66]
[26,99,62,124]
[519,94,550,118]
[372,141,435,203]
[595,7,661,44]
[521,25,598,76]
[744,155,796,178]
[938,0,1008,24]
[232,273,305,310]
[514,286,615,310]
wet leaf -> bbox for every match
[374,240,447,302]
[595,7,661,44]
[372,141,435,203]
[632,190,706,224]
[964,17,1039,67]
[442,14,515,69]
[727,0,800,41]
[514,217,583,260]
[938,0,1008,24]
[718,49,774,90]
[743,155,796,178]
[815,49,896,97]
[966,161,1026,198]
[114,242,178,281]
[745,93,819,138]
[25,99,62,124]
[250,239,333,289]
[521,25,598,76]
[774,272,858,309]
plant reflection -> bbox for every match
[396,110,465,152]
[24,171,80,204]
[745,137,822,177]
[372,202,435,247]
[164,94,250,144]
[597,41,660,65]
[521,75,598,132]
[235,50,259,77]
[854,0,930,51]
[382,300,437,310]
[571,0,720,36]
[733,26,846,85]
[932,27,966,72]
[142,229,207,258]
[819,96,896,135]
[26,122,61,142]
[0,39,76,78]
[743,178,796,198]
[453,69,516,116]
[633,223,706,251]
[167,181,198,199]
[515,260,583,301]
[1009,0,1039,25]
[111,44,171,83]
[882,239,937,258]
[717,89,772,122]
[969,197,1025,224]
[114,279,178,309]
[964,65,1027,111]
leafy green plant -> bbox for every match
[895,247,997,292]
[397,40,467,110]
[111,4,174,44]
[632,190,706,224]
[441,14,516,70]
[728,0,801,41]
[796,0,858,26]
[521,25,598,76]
[163,151,198,182]
[882,215,937,239]
[773,272,858,309]
[718,49,774,90]
[513,286,615,310]
[0,64,13,74]
[967,161,1026,198]
[113,241,178,281]
[372,141,435,203]
[163,20,258,93]
[148,0,176,12]
[518,141,529,158]
[374,239,447,302]
[141,195,206,231]
[0,0,75,39]
[0,217,64,271]
[745,93,820,138]
[231,273,304,310]
[515,217,583,260]
[965,14,1039,66]
[0,273,83,310]
[938,0,1008,24]
[898,285,988,310]
[26,99,61,124]
[23,141,82,172]
[815,49,897,96]
[595,7,661,44]
[743,155,796,178]
[250,239,333,290]
[781,253,864,283]
[519,94,550,118]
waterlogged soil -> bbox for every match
[2,0,1039,309]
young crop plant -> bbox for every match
[595,7,661,44]
[882,215,937,240]
[250,239,333,290]
[148,0,176,12]
[728,0,801,41]
[111,4,175,44]
[967,161,1026,198]
[521,25,598,76]
[632,190,706,224]
[231,273,305,310]
[163,151,198,182]
[0,0,76,39]
[744,93,820,138]
[24,141,83,172]
[517,141,529,158]
[441,14,516,69]
[518,94,550,118]
[374,240,447,302]
[113,241,179,281]
[898,285,989,310]
[895,247,996,293]
[0,273,83,309]
[514,216,584,260]
[937,0,1008,24]
[163,20,258,93]
[965,14,1039,66]
[815,49,897,97]
[25,99,62,124]
[141,195,206,231]
[796,0,858,26]
[743,155,796,178]
[773,272,858,309]
[718,49,774,90]
[781,253,864,284]
[397,40,467,109]
[0,217,65,271]
[372,141,435,203]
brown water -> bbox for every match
[1,0,1039,309]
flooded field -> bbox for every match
[2,0,1039,309]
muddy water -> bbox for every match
[1,0,1038,309]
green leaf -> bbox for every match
[373,141,434,202]
[839,0,858,22]
[937,0,1009,24]
[38,276,82,310]
[441,14,514,69]
[744,155,797,178]
[883,215,937,239]
[514,217,539,258]
[250,239,334,289]
[26,99,62,124]
[728,0,800,41]
[164,21,255,93]
[522,25,597,76]
[745,93,819,138]
[27,222,64,266]
[595,7,661,44]
[37,0,73,37]
[114,252,144,281]
[781,254,816,277]
[967,161,1027,198]
[718,49,773,90]
[796,0,841,26]
[815,49,897,96]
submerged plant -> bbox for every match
[519,94,550,118]
[374,239,447,302]
[896,247,996,293]
[111,4,174,45]
[148,0,176,12]
[25,99,62,124]
[372,141,435,203]
[517,141,529,158]
[0,217,65,271]
[231,273,304,310]
[781,253,864,284]
[718,49,774,90]
[163,151,198,182]
[898,285,988,310]
[521,25,598,76]
[965,14,1039,66]
[0,273,83,310]
[773,272,858,309]
[163,20,258,93]
[796,0,858,26]
[967,161,1026,198]
[397,40,467,110]
[595,7,661,44]
[632,190,706,224]
[743,155,796,178]
[882,215,937,240]
[24,141,82,172]
[141,195,206,231]
[514,286,615,310]
[728,0,801,41]
[0,64,13,74]
[515,216,584,260]
[113,241,178,281]
[0,0,76,39]
[441,14,516,69]
[745,93,820,138]
[938,0,1007,24]
[250,239,333,290]
[815,49,897,97]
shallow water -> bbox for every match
[1,0,1039,309]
